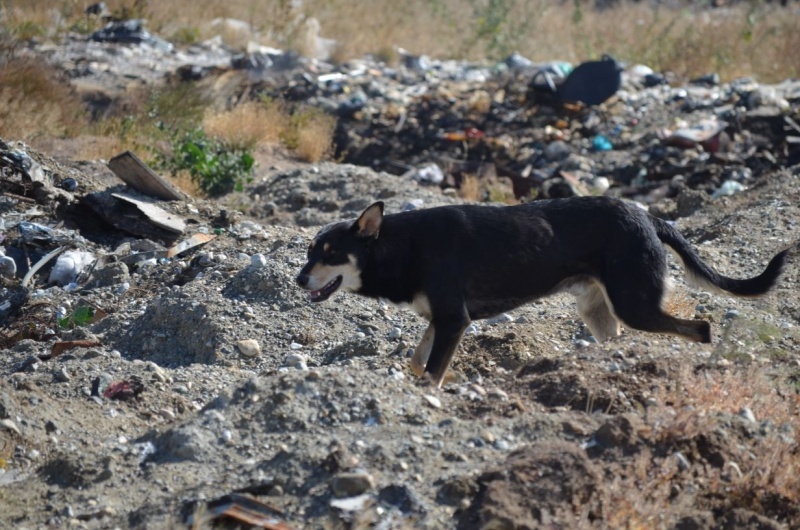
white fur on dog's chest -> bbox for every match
[391,292,432,320]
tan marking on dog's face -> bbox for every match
[305,254,362,293]
[323,242,330,253]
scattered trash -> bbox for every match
[556,55,622,106]
[166,233,216,259]
[405,164,444,185]
[592,135,613,152]
[102,379,145,401]
[108,151,183,201]
[0,248,16,279]
[45,340,104,360]
[186,493,293,530]
[21,246,66,288]
[113,194,185,233]
[0,147,46,183]
[91,19,173,52]
[666,119,728,152]
[329,494,372,513]
[48,250,95,287]
[58,178,78,192]
[85,192,186,242]
[711,180,746,199]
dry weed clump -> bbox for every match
[458,174,482,202]
[647,366,800,518]
[598,365,800,526]
[280,107,335,163]
[202,100,288,150]
[658,365,798,426]
[295,118,335,163]
[0,51,85,143]
[203,100,334,162]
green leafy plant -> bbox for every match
[58,306,95,330]
[171,130,255,195]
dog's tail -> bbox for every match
[653,218,790,297]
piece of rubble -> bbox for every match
[187,493,291,530]
[331,472,375,498]
[84,191,186,243]
[108,151,183,201]
[237,339,262,358]
[166,233,216,259]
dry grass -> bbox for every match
[0,48,85,143]
[278,106,336,163]
[600,365,800,526]
[202,100,287,150]
[458,174,482,201]
[202,99,335,162]
[4,1,798,82]
[653,366,800,512]
[296,116,335,163]
[656,365,799,428]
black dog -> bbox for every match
[296,197,788,387]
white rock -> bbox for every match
[330,493,371,512]
[423,394,441,409]
[0,419,21,435]
[237,339,262,357]
[739,407,756,423]
[486,313,513,326]
[285,353,306,365]
[250,253,267,268]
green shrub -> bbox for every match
[171,130,255,195]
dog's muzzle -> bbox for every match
[296,271,342,302]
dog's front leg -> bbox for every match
[425,311,470,388]
[409,323,435,377]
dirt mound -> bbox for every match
[461,441,604,529]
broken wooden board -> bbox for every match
[108,151,183,201]
[166,233,216,258]
[83,190,186,244]
[111,193,186,234]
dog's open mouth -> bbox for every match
[308,275,342,302]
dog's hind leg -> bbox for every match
[602,258,711,343]
[409,324,435,377]
[574,281,620,342]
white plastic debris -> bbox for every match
[0,247,16,279]
[711,180,745,199]
[48,250,95,286]
[409,163,444,184]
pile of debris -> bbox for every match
[30,17,800,211]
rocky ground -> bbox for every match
[2,16,800,530]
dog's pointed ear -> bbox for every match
[353,201,384,238]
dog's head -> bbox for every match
[295,201,384,302]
